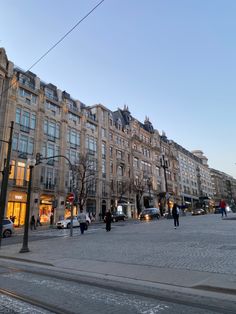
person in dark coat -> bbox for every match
[105,210,112,232]
[172,203,180,229]
[30,215,36,230]
[36,214,42,226]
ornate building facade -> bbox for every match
[0,48,235,226]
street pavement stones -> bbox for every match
[0,213,236,303]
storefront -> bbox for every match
[39,195,54,223]
[7,191,27,226]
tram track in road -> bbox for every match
[0,262,236,314]
[0,288,75,314]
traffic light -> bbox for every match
[35,153,43,165]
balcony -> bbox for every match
[20,124,30,133]
[43,182,55,191]
[10,179,28,188]
[19,78,35,91]
[47,135,56,142]
[18,151,28,159]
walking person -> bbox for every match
[77,209,87,235]
[219,199,227,218]
[172,203,180,229]
[50,213,54,226]
[30,215,36,230]
[36,214,42,226]
[105,210,112,232]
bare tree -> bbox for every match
[130,175,146,214]
[116,178,131,205]
[73,153,97,212]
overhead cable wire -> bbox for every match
[0,0,105,98]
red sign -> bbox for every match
[66,192,75,203]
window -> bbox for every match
[117,165,124,177]
[102,142,106,159]
[86,136,97,155]
[16,108,21,124]
[46,100,60,115]
[9,160,15,180]
[15,108,36,130]
[45,88,57,101]
[110,161,113,174]
[19,73,35,89]
[133,157,139,168]
[102,160,106,177]
[68,112,80,124]
[19,88,37,104]
[110,146,113,158]
[86,122,97,132]
[19,135,28,153]
[16,161,26,186]
[67,99,78,112]
[41,166,57,187]
[116,150,123,159]
[44,120,60,139]
[101,128,106,138]
[67,128,80,147]
[22,111,30,128]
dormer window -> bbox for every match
[45,87,57,101]
[68,99,78,112]
[18,73,35,90]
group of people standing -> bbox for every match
[30,214,42,230]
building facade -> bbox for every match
[1,48,235,226]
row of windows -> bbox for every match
[16,108,36,130]
[67,128,80,147]
[44,120,60,139]
[19,88,37,104]
[13,133,34,155]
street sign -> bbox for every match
[66,192,75,203]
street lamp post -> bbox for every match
[160,155,171,218]
[147,178,152,207]
[19,158,36,253]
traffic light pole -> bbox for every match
[0,121,14,248]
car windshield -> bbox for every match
[142,210,152,214]
[64,216,77,220]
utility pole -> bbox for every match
[160,154,171,218]
[0,121,14,247]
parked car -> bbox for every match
[56,214,91,229]
[139,208,160,220]
[111,212,127,222]
[104,212,127,223]
[2,218,14,238]
[191,208,205,216]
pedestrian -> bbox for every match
[36,214,42,226]
[105,210,112,232]
[30,215,36,230]
[77,209,87,234]
[219,199,227,218]
[172,203,180,229]
[50,213,54,225]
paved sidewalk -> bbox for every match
[1,214,236,304]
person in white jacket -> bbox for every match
[77,209,87,234]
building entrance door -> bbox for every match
[7,202,26,226]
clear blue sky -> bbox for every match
[1,0,236,178]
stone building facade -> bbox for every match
[0,48,235,226]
